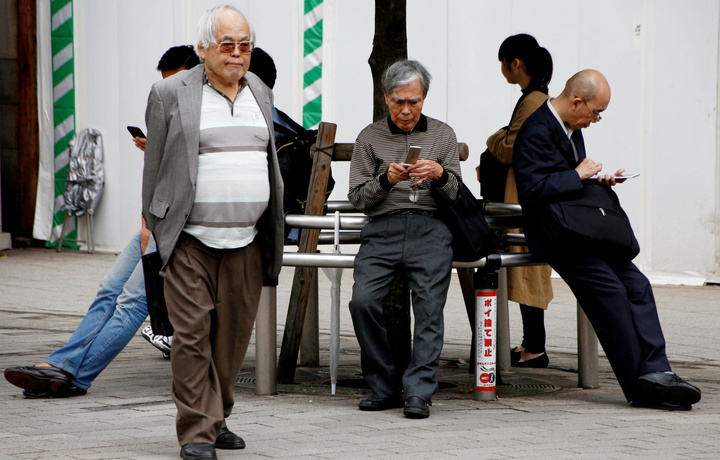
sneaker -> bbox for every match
[141,325,155,344]
[142,325,172,355]
[152,334,172,355]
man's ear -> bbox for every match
[570,97,583,112]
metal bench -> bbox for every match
[255,121,599,397]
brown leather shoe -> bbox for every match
[4,366,74,396]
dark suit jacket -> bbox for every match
[512,102,588,258]
[142,65,284,280]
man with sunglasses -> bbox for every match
[142,5,283,459]
[513,69,701,411]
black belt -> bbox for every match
[386,209,435,217]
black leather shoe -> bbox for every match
[631,372,701,410]
[403,396,430,419]
[358,395,404,411]
[180,442,217,460]
[4,366,73,395]
[214,427,245,449]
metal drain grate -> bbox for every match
[511,383,558,390]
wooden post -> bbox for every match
[277,122,337,383]
[18,0,39,238]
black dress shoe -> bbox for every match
[23,386,87,399]
[4,366,74,395]
[512,352,549,368]
[631,372,701,410]
[180,442,217,460]
[358,395,404,411]
[403,396,430,419]
[214,427,245,449]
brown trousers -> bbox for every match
[164,233,262,445]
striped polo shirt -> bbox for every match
[182,80,270,249]
[348,115,461,217]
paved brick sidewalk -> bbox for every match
[0,248,718,459]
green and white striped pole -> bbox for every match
[303,0,323,129]
[47,0,77,249]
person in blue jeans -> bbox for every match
[3,46,199,398]
[4,229,155,397]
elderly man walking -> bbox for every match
[142,5,283,459]
[348,60,461,419]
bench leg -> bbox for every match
[496,268,510,374]
[255,286,277,395]
[577,302,599,388]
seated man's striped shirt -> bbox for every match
[183,80,270,249]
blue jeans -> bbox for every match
[46,231,155,389]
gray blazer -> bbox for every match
[142,65,284,280]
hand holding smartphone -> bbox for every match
[403,146,421,167]
[127,125,146,139]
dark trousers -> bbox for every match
[349,214,453,404]
[549,253,670,401]
[519,304,546,353]
[164,233,262,445]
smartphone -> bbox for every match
[127,125,146,139]
[403,146,422,167]
[591,172,640,180]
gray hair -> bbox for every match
[196,4,255,54]
[381,60,432,97]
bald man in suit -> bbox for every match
[513,69,700,411]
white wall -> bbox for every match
[68,0,719,274]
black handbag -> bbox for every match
[479,148,509,203]
[540,181,640,261]
[434,179,501,262]
[141,250,174,337]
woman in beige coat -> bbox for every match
[484,34,554,367]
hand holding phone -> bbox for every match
[127,126,146,139]
[403,146,421,167]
